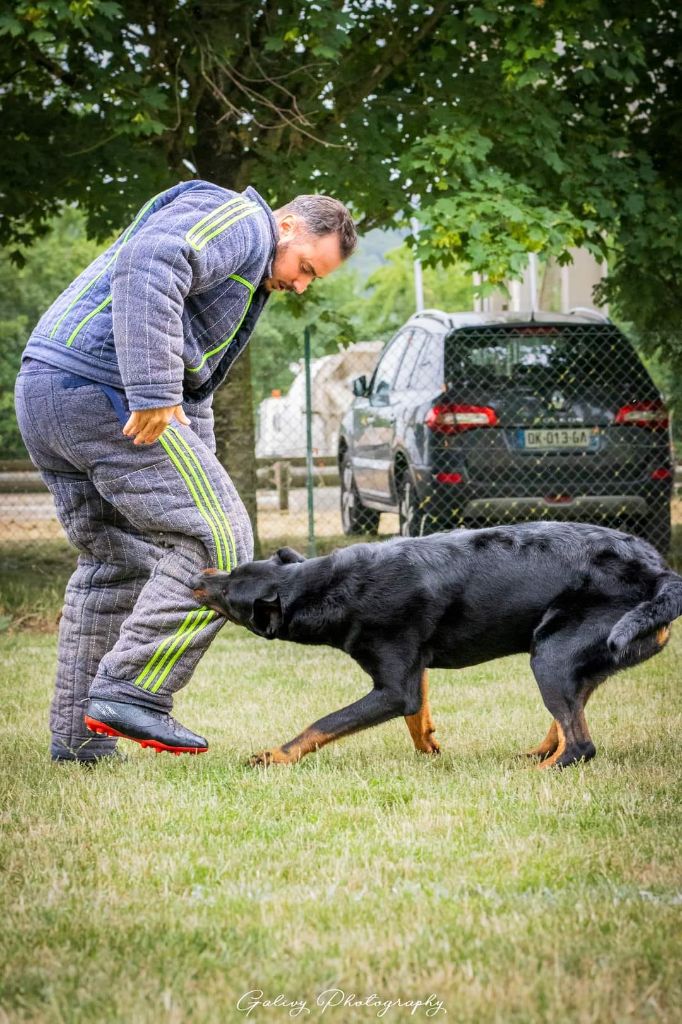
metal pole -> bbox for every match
[411,217,424,312]
[304,325,316,558]
[510,278,522,312]
[600,258,609,317]
[473,271,482,312]
[561,263,570,313]
[528,252,538,312]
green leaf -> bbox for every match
[0,15,24,37]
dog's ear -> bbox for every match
[250,590,283,638]
[273,546,306,564]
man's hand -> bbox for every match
[123,404,191,445]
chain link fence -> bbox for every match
[336,312,677,555]
[1,312,679,565]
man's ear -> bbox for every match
[277,213,299,241]
[273,546,306,564]
[250,592,283,638]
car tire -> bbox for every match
[340,454,380,536]
[398,472,422,537]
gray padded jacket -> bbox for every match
[24,180,278,409]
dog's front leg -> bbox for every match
[404,670,440,755]
[249,686,409,767]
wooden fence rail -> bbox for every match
[0,458,342,510]
[2,460,680,514]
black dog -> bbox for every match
[192,521,682,768]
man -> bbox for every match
[15,181,356,762]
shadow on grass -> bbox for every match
[2,523,681,631]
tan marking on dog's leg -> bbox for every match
[525,719,559,759]
[572,679,600,750]
[249,728,333,767]
[656,624,671,647]
[574,706,593,748]
[404,670,440,755]
[536,721,567,769]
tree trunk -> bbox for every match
[194,99,263,559]
[212,346,262,559]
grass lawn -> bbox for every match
[1,607,681,1023]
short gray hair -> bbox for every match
[277,195,357,259]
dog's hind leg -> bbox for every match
[525,719,560,760]
[530,687,597,771]
[539,685,601,769]
[529,629,603,769]
[525,680,601,761]
[524,597,639,768]
[404,670,440,755]
[530,596,676,769]
[537,697,598,769]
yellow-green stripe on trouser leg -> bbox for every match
[82,406,253,713]
[159,426,237,572]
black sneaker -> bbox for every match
[84,699,208,755]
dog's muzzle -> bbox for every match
[189,569,225,612]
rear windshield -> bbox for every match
[445,324,652,393]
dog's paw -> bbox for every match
[248,748,291,767]
[415,732,441,755]
[524,745,553,760]
[248,749,274,767]
[524,720,560,761]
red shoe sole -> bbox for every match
[83,715,208,756]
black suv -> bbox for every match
[338,310,673,553]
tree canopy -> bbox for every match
[1,0,680,356]
[2,0,680,549]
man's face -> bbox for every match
[264,215,343,294]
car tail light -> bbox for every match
[425,404,499,434]
[615,401,669,430]
[435,472,463,484]
[651,467,673,481]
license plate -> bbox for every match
[519,427,593,450]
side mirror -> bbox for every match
[352,375,368,397]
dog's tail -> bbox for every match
[608,572,682,656]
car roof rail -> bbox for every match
[410,308,454,330]
[568,306,611,323]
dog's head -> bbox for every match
[190,546,306,639]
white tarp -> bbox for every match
[256,341,383,458]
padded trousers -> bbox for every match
[14,362,253,760]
